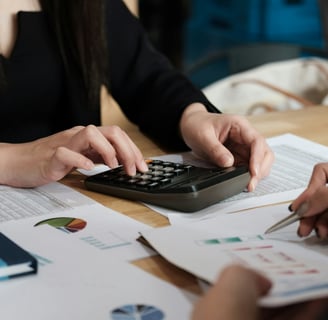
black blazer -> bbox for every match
[103,0,219,149]
[0,0,219,148]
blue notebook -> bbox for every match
[0,232,38,280]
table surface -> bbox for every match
[62,104,328,294]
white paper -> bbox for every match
[0,201,154,262]
[0,182,95,222]
[0,176,196,319]
[0,182,154,261]
[146,134,328,225]
[140,203,328,307]
[0,227,196,320]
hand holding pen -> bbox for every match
[264,202,307,234]
[266,163,328,239]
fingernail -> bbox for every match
[288,203,293,212]
[249,178,258,192]
[126,165,136,176]
[140,160,149,172]
[295,202,309,217]
[315,228,320,239]
[221,154,233,167]
[86,163,94,170]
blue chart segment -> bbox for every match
[110,304,165,320]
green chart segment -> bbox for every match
[34,217,87,233]
[110,304,165,320]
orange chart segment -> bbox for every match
[66,219,87,232]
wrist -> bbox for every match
[181,102,207,118]
[0,143,17,185]
[180,103,207,133]
[0,142,38,187]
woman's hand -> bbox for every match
[290,162,328,239]
[192,265,272,320]
[180,103,274,191]
[0,125,148,187]
[192,264,328,320]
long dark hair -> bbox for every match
[0,0,109,107]
[0,59,6,93]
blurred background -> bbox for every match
[137,0,328,88]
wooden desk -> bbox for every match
[62,105,328,295]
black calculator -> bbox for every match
[84,159,250,212]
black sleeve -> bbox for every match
[105,0,220,150]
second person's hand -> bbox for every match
[290,162,328,239]
[192,264,272,320]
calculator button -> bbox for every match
[163,173,175,178]
[127,178,139,184]
[136,180,151,187]
[150,176,163,182]
[147,182,160,188]
[116,176,129,182]
[151,170,164,176]
[159,178,171,184]
[139,174,152,180]
[173,168,185,175]
[150,165,164,170]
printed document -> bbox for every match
[0,226,196,320]
[140,203,328,307]
[0,182,154,261]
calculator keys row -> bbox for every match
[101,160,195,189]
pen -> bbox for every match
[264,210,302,234]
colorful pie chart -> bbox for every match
[110,304,165,320]
[34,217,87,233]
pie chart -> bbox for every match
[110,304,165,320]
[34,217,87,233]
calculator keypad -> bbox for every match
[99,160,194,190]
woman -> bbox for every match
[0,0,273,188]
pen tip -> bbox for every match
[264,228,272,235]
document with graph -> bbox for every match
[0,181,154,261]
[140,203,328,307]
[0,225,196,320]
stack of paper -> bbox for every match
[140,203,328,307]
[0,182,196,319]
